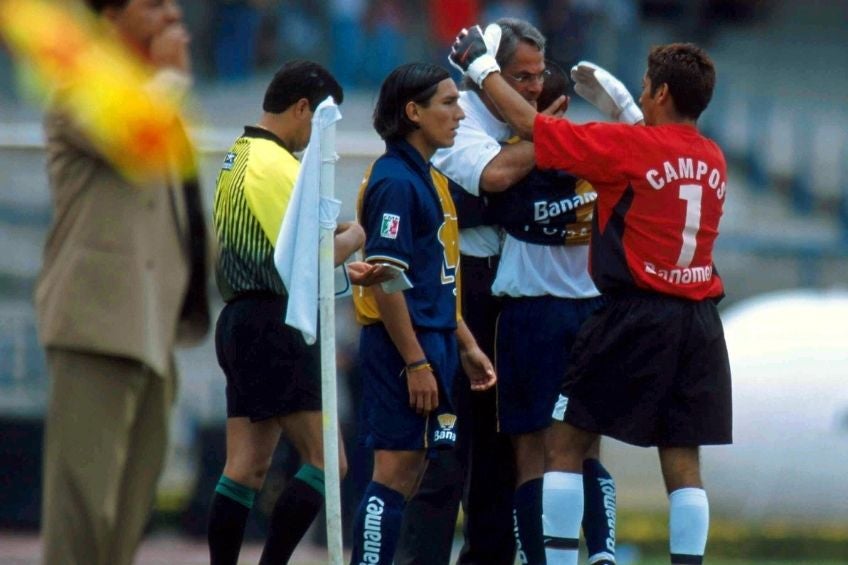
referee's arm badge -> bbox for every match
[222,152,236,171]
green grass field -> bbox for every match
[612,511,848,563]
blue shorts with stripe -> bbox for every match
[358,323,458,453]
[495,295,605,434]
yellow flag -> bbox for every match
[0,0,192,180]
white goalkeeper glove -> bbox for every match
[570,61,644,125]
[449,24,502,87]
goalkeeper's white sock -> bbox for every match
[669,487,709,565]
[542,471,583,565]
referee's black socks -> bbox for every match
[208,474,256,565]
[259,463,326,564]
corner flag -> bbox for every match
[274,96,342,345]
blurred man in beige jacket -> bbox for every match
[35,1,210,563]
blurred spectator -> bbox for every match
[363,0,407,86]
[271,1,326,64]
[330,0,367,89]
[539,1,642,94]
[212,0,267,81]
[428,0,480,45]
[540,0,599,72]
[427,0,480,75]
[482,0,539,26]
[0,42,16,102]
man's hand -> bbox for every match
[407,366,439,415]
[541,94,569,117]
[570,61,643,125]
[449,24,502,87]
[460,347,496,391]
[346,261,395,287]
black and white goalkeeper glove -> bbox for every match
[570,61,644,125]
[449,24,502,87]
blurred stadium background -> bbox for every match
[1,0,846,563]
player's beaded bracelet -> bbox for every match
[406,359,432,373]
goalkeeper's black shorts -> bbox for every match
[552,291,732,447]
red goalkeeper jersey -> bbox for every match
[534,114,726,300]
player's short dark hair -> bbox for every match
[263,60,343,113]
[647,43,716,120]
[495,18,546,67]
[84,0,129,12]
[373,62,451,142]
[537,59,568,110]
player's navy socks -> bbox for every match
[542,471,583,565]
[259,464,326,565]
[513,477,545,565]
[349,481,405,565]
[208,475,256,565]
[669,487,709,565]
[582,458,617,564]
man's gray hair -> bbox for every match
[461,18,546,91]
[495,18,546,67]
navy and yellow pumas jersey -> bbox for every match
[354,139,461,330]
[213,126,299,301]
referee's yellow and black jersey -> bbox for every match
[213,126,299,302]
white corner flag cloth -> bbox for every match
[274,96,342,345]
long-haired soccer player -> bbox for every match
[350,62,496,565]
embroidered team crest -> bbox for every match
[222,152,236,171]
[437,413,457,430]
[380,213,400,239]
[432,412,457,445]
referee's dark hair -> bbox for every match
[263,60,344,114]
[84,0,129,12]
[373,62,451,142]
[647,43,716,120]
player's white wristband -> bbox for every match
[467,54,500,88]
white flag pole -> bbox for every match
[318,115,344,564]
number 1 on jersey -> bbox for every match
[676,183,702,267]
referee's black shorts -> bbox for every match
[215,292,321,422]
[554,291,732,447]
